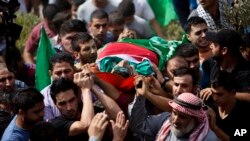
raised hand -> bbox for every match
[88,113,109,140]
[74,65,94,90]
[110,111,129,141]
[134,75,149,97]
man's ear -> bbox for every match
[49,70,52,76]
[186,33,191,41]
[221,47,228,55]
[18,109,25,117]
[74,51,79,60]
[193,84,198,94]
[57,36,62,44]
[239,46,244,53]
[88,22,92,29]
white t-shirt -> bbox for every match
[126,15,153,38]
[77,0,117,23]
[115,0,155,21]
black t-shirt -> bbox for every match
[215,100,250,141]
[50,116,89,141]
[202,57,250,92]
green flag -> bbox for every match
[35,26,56,91]
[147,0,177,26]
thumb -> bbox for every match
[110,120,115,128]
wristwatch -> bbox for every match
[161,77,170,91]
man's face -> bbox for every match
[211,86,233,107]
[199,0,216,9]
[210,42,222,62]
[172,75,195,96]
[51,62,74,80]
[171,109,196,137]
[185,55,200,70]
[71,5,78,19]
[55,89,78,119]
[0,69,15,93]
[187,23,210,49]
[166,61,184,80]
[60,32,77,55]
[108,24,124,40]
[89,18,108,41]
[24,102,44,126]
[77,39,97,64]
[240,47,250,61]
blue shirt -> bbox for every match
[1,116,29,141]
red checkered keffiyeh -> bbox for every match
[156,93,209,141]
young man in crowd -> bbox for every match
[50,76,94,141]
[208,71,250,140]
[88,9,114,48]
[185,17,211,64]
[1,88,44,141]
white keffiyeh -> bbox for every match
[197,5,218,31]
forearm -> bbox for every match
[81,89,95,128]
[145,92,172,112]
[129,95,148,132]
[93,87,122,120]
[149,19,164,38]
[95,77,120,100]
[23,50,35,64]
[235,92,250,103]
[212,126,230,141]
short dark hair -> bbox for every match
[211,71,236,92]
[52,11,72,34]
[59,19,87,37]
[90,9,108,22]
[185,16,207,33]
[118,0,135,17]
[30,122,56,141]
[12,88,44,114]
[206,29,242,57]
[55,0,71,11]
[50,78,79,103]
[173,67,199,86]
[175,43,199,58]
[43,4,59,21]
[108,10,125,26]
[49,52,74,71]
[165,55,188,71]
[71,0,86,7]
[71,32,94,52]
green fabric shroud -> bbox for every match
[119,37,182,71]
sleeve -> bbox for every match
[188,10,199,20]
[77,4,84,21]
[143,22,153,38]
[50,117,74,140]
[129,96,170,140]
[140,1,155,21]
[25,25,40,53]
